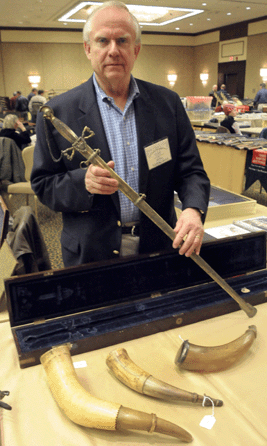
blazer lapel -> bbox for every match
[76,78,121,216]
[134,85,156,196]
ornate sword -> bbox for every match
[40,105,257,318]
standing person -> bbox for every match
[221,104,242,135]
[27,88,38,102]
[253,83,267,111]
[15,91,29,121]
[9,92,17,111]
[29,89,47,123]
[209,84,218,108]
[31,0,210,267]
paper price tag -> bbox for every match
[200,415,216,430]
[74,360,87,369]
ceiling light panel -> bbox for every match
[58,2,204,27]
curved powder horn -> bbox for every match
[106,347,223,406]
[40,344,193,443]
[175,325,257,373]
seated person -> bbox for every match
[0,114,31,150]
[220,104,242,135]
[232,95,243,106]
[218,84,232,102]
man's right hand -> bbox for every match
[85,160,119,195]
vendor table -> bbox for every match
[0,299,266,446]
[1,200,267,446]
[197,141,247,194]
[241,127,264,137]
[245,149,267,192]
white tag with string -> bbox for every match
[74,360,87,369]
[199,395,216,430]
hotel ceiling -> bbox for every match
[0,0,267,35]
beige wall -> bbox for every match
[192,42,219,96]
[245,32,267,99]
[0,26,266,100]
[132,44,195,96]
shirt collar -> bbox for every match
[93,73,140,104]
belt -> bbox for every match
[121,223,140,236]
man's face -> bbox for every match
[84,7,140,89]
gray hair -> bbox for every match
[83,1,141,45]
[3,114,18,129]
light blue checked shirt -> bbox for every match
[93,74,140,224]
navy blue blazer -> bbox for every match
[31,76,210,266]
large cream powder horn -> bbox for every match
[40,344,193,443]
[41,105,257,319]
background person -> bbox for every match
[209,84,218,108]
[9,92,17,111]
[221,104,242,135]
[31,0,210,267]
[27,88,37,102]
[253,83,267,111]
[0,114,31,150]
[218,84,232,102]
[29,89,47,123]
[15,91,29,121]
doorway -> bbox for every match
[218,61,246,99]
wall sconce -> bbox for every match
[28,75,41,88]
[167,74,177,88]
[260,68,267,82]
[200,73,209,86]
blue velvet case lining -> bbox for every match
[5,232,266,356]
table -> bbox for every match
[241,127,263,136]
[2,199,267,445]
[0,297,266,446]
[197,141,247,194]
[245,149,267,192]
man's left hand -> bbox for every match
[172,208,204,257]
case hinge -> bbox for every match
[150,292,162,298]
[33,318,46,325]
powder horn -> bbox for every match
[40,344,193,443]
[106,347,223,406]
[175,325,257,373]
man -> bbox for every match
[254,83,267,111]
[218,84,232,102]
[29,89,47,123]
[31,1,210,267]
[9,92,17,111]
[27,88,38,102]
[15,91,29,121]
[209,84,218,108]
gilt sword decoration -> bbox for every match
[41,105,257,318]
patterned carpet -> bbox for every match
[2,177,266,271]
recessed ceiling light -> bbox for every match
[202,3,207,5]
[227,12,231,16]
[190,23,193,26]
[175,27,180,30]
[207,18,211,21]
[246,7,251,10]
[58,2,204,27]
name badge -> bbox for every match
[144,137,172,170]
